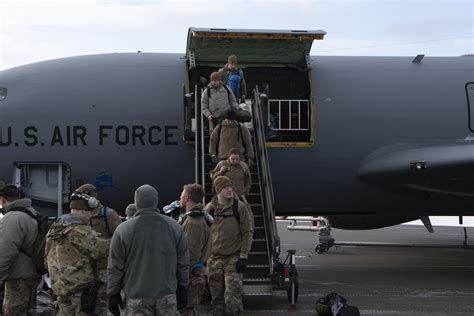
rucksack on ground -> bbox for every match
[9,207,51,274]
[315,292,360,316]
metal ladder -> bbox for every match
[194,86,280,297]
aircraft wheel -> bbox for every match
[315,244,323,254]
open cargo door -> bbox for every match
[184,27,326,147]
[186,27,326,68]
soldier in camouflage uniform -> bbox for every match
[73,184,122,315]
[178,184,212,316]
[204,176,254,316]
[0,184,41,316]
[210,148,251,202]
[45,191,110,316]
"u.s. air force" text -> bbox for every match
[0,125,178,147]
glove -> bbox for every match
[236,257,248,273]
[108,293,123,316]
[211,155,218,164]
[240,96,246,103]
[176,285,188,311]
[192,261,205,270]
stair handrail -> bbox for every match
[194,85,200,185]
[251,88,280,274]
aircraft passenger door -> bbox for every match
[13,162,70,217]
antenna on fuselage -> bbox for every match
[412,54,424,64]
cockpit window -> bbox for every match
[466,83,474,132]
[0,88,6,101]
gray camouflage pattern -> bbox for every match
[126,294,178,316]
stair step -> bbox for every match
[247,264,269,268]
[243,284,272,296]
[243,277,271,283]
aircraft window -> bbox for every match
[0,88,6,101]
[467,83,474,132]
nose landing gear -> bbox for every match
[315,220,335,254]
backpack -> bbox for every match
[337,305,361,316]
[99,206,111,236]
[315,293,360,316]
[8,207,51,275]
[215,123,248,159]
[227,69,244,95]
[208,199,240,226]
[206,83,251,123]
[207,83,233,105]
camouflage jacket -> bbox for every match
[45,213,110,296]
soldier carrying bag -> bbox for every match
[206,84,251,123]
[7,207,51,275]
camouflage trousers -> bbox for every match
[181,274,207,316]
[126,293,178,316]
[2,277,40,316]
[208,255,243,316]
[57,292,100,316]
[97,269,108,315]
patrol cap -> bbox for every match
[0,184,20,198]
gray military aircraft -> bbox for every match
[1,28,473,231]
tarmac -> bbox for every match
[241,222,474,316]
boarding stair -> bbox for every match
[194,86,280,297]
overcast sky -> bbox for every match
[0,0,473,70]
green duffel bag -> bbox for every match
[235,108,251,123]
[315,297,332,316]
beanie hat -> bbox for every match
[0,184,20,199]
[75,184,98,197]
[134,184,159,210]
[70,183,97,211]
[227,55,238,64]
[210,72,221,81]
[125,203,138,218]
[225,110,237,121]
[213,176,232,194]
